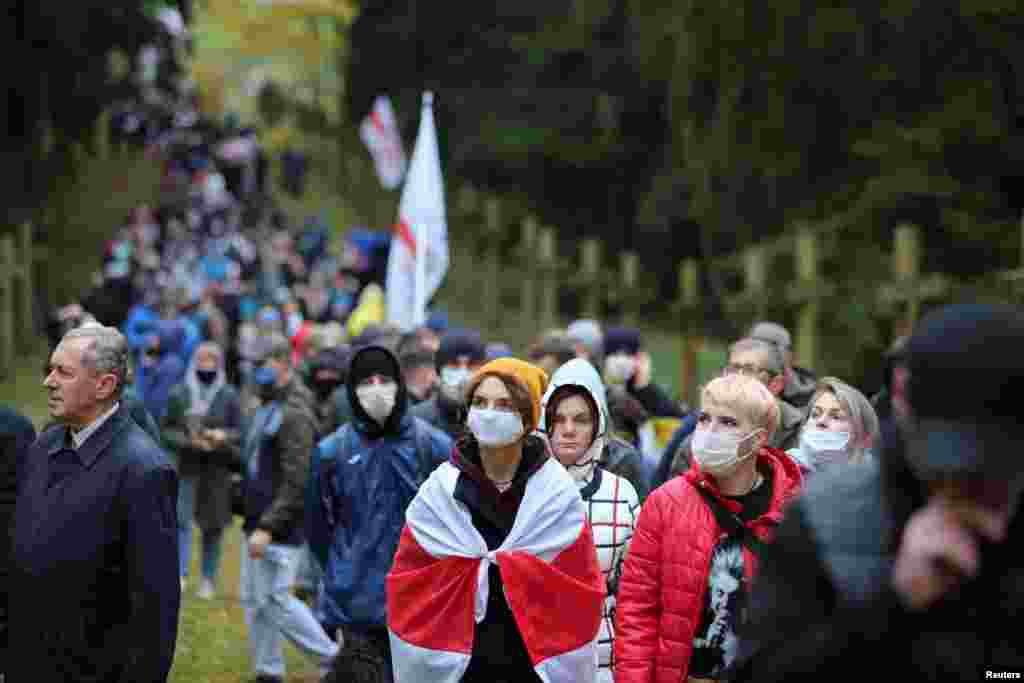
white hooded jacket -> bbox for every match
[540,359,640,683]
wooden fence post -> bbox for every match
[794,226,819,372]
[0,235,14,379]
[483,197,502,329]
[580,238,602,318]
[744,244,766,321]
[621,250,639,326]
[520,217,538,329]
[16,222,34,350]
[537,226,558,333]
[678,258,701,408]
[893,224,921,338]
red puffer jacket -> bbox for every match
[614,447,802,683]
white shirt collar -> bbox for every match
[71,402,120,450]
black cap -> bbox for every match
[904,303,1024,480]
[436,329,486,370]
[348,346,398,386]
[603,326,642,357]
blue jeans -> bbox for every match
[239,539,339,678]
[177,474,225,581]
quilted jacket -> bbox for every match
[613,447,802,683]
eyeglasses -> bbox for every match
[722,363,777,378]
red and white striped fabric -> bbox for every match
[386,458,605,683]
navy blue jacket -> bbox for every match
[306,345,451,631]
[0,405,35,671]
[10,406,180,682]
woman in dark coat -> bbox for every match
[162,341,241,598]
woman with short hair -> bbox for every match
[615,373,803,683]
[788,377,880,477]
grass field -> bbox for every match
[170,522,323,683]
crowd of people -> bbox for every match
[1,89,1023,683]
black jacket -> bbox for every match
[10,406,180,682]
[243,378,317,544]
[0,406,35,671]
[730,420,1024,681]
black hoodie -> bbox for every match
[730,419,1024,681]
[346,345,409,440]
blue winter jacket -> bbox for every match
[306,413,451,630]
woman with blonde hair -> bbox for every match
[615,373,803,683]
[788,377,880,477]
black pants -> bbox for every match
[325,625,393,683]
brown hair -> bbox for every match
[464,372,536,432]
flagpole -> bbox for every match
[413,91,433,328]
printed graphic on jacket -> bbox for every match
[688,539,747,678]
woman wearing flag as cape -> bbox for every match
[385,358,606,683]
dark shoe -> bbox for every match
[254,675,283,683]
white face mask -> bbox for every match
[356,382,398,424]
[467,407,524,448]
[801,428,852,466]
[692,427,763,477]
[439,366,473,402]
[603,354,635,386]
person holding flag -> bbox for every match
[385,358,605,683]
[386,92,448,333]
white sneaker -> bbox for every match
[180,577,187,593]
[197,578,216,600]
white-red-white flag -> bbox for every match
[360,95,407,190]
[386,458,605,683]
[385,92,448,332]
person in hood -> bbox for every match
[161,342,241,599]
[307,345,451,682]
[614,373,802,683]
[539,359,642,682]
[137,319,188,422]
[787,377,879,478]
[383,358,604,683]
[306,346,351,436]
[729,304,1024,682]
[748,321,817,411]
[240,334,339,683]
[409,329,487,438]
[541,359,649,500]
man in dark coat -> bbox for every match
[10,325,180,682]
[0,405,35,676]
[731,304,1024,682]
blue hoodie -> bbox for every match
[138,320,188,422]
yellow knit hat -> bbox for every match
[471,357,549,430]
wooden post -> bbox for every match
[538,226,558,332]
[0,236,14,379]
[520,217,538,329]
[16,222,34,351]
[483,197,502,328]
[744,244,766,320]
[621,250,639,326]
[893,224,921,338]
[679,258,701,407]
[580,238,602,318]
[795,226,818,372]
